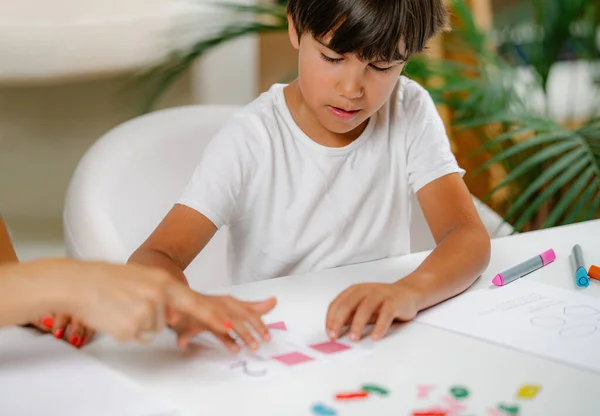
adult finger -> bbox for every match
[53,314,70,340]
[246,297,277,314]
[79,327,96,348]
[66,319,86,348]
[211,331,241,354]
[229,319,259,351]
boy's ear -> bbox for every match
[287,15,300,50]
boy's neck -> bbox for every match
[283,81,369,148]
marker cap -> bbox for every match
[540,249,556,266]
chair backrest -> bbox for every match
[64,105,512,290]
[64,105,239,291]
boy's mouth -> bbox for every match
[328,106,361,121]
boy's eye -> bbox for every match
[370,64,394,72]
[321,53,343,64]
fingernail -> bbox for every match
[350,333,359,342]
[372,333,381,341]
[328,330,337,339]
[250,342,258,350]
[41,316,54,330]
[54,329,64,339]
[231,345,241,354]
[70,336,80,346]
[264,333,271,342]
[79,337,87,347]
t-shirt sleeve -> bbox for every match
[404,81,465,194]
[177,116,263,229]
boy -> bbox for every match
[130,0,491,348]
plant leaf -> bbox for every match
[472,132,573,176]
[484,140,580,199]
[503,147,586,223]
[561,178,599,225]
[543,165,595,227]
[582,193,600,222]
[512,156,590,230]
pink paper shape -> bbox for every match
[443,396,466,414]
[309,341,352,354]
[487,409,504,416]
[266,321,287,331]
[272,351,314,366]
[417,385,434,399]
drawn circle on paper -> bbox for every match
[530,316,566,328]
[559,324,598,339]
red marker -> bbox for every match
[335,391,369,400]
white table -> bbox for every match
[86,220,600,416]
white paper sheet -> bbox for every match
[0,327,178,416]
[189,320,372,381]
[415,280,600,374]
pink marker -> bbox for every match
[492,249,556,287]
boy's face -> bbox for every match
[288,20,407,137]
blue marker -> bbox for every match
[572,245,590,287]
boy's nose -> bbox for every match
[338,72,364,100]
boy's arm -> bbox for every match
[0,217,19,263]
[326,173,491,341]
[128,204,218,286]
[397,173,491,309]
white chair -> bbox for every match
[64,105,513,291]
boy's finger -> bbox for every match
[326,290,363,339]
[53,314,70,340]
[371,302,396,341]
[348,297,382,342]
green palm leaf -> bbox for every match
[582,193,600,221]
[562,179,599,225]
[484,141,579,199]
[472,132,572,176]
[512,156,590,230]
[503,147,586,223]
[543,166,595,227]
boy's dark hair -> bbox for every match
[287,0,449,62]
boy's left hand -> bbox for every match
[326,282,422,342]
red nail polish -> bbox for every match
[54,329,64,339]
[41,317,54,330]
[79,337,87,347]
[70,336,79,346]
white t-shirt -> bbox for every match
[179,76,464,284]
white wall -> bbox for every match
[0,0,258,245]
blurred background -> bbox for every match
[1,0,598,261]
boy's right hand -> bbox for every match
[167,295,277,352]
